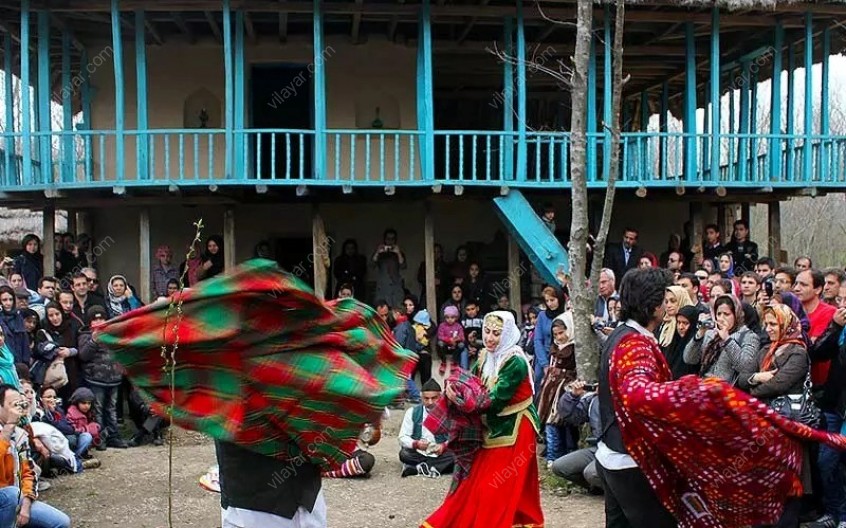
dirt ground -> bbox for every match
[43,409,604,527]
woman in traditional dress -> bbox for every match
[422,311,543,528]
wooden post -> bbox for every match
[43,205,55,276]
[690,202,704,268]
[66,210,77,237]
[139,208,151,303]
[507,234,522,324]
[716,203,727,243]
[741,202,751,223]
[77,211,92,238]
[224,207,236,272]
[424,202,437,320]
[768,201,782,263]
[311,205,328,299]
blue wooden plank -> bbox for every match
[4,34,14,186]
[821,27,830,181]
[738,61,750,183]
[37,11,51,184]
[709,7,720,182]
[515,3,527,182]
[803,12,813,183]
[422,0,434,181]
[684,22,697,183]
[750,69,759,181]
[235,10,245,179]
[61,31,73,183]
[223,0,233,179]
[603,4,612,181]
[111,0,124,183]
[728,72,735,182]
[503,17,514,181]
[770,23,783,182]
[587,34,597,182]
[703,82,710,174]
[660,82,668,180]
[135,11,148,180]
[787,43,795,181]
[493,190,569,285]
[81,49,93,182]
[313,0,327,180]
[639,91,648,179]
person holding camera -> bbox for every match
[683,294,759,383]
[550,380,602,494]
[372,229,406,310]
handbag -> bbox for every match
[768,372,821,429]
[43,358,69,389]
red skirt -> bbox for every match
[421,417,544,528]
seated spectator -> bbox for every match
[36,386,94,461]
[440,285,466,319]
[392,309,422,404]
[436,306,466,375]
[336,283,354,300]
[151,245,180,299]
[397,379,455,478]
[0,383,70,527]
[0,325,21,388]
[66,388,102,451]
[14,288,30,311]
[551,380,602,494]
[322,412,387,479]
[126,382,168,447]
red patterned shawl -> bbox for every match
[610,332,846,528]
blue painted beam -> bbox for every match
[640,91,648,178]
[20,1,31,186]
[515,2,527,182]
[37,11,51,184]
[738,61,750,183]
[313,0,327,180]
[4,35,13,185]
[770,22,783,182]
[603,4,612,181]
[61,31,73,183]
[235,10,245,179]
[750,68,758,181]
[684,21,696,183]
[503,17,514,181]
[587,33,597,183]
[728,71,735,182]
[803,12,813,183]
[111,0,125,183]
[709,7,720,182]
[81,49,92,181]
[821,27,830,179]
[660,81,668,179]
[135,10,148,180]
[703,82,710,173]
[421,0,434,181]
[223,0,233,179]
[786,43,795,180]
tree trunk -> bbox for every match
[567,0,595,380]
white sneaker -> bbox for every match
[416,463,431,477]
[428,467,441,479]
[546,460,554,470]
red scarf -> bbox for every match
[609,332,846,528]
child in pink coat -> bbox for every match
[66,387,102,448]
[436,305,466,375]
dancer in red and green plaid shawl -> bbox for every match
[421,311,543,528]
[94,259,416,528]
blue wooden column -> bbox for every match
[61,31,73,183]
[639,91,648,177]
[709,7,720,181]
[416,0,434,181]
[234,10,246,178]
[821,27,830,179]
[503,18,514,181]
[703,83,710,174]
[20,1,32,186]
[738,61,750,183]
[660,81,668,179]
[515,2,527,182]
[787,43,795,180]
[728,71,735,182]
[587,33,597,183]
[111,0,125,183]
[223,0,233,179]
[802,11,813,183]
[313,0,327,180]
[750,69,759,181]
[4,35,14,185]
[602,5,612,181]
[81,49,93,181]
[684,22,697,183]
[135,10,149,180]
[769,22,783,181]
[37,11,51,184]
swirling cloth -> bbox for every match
[94,258,417,470]
[610,332,846,528]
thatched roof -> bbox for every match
[0,208,68,245]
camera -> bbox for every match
[698,318,715,330]
[592,320,606,331]
[582,383,597,392]
[13,400,29,412]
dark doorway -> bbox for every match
[251,64,313,179]
[274,237,315,288]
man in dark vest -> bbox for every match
[397,379,456,477]
[216,440,325,527]
[596,267,677,528]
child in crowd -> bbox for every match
[20,308,39,364]
[37,386,94,459]
[436,305,466,375]
[606,296,622,328]
[537,315,577,469]
[393,309,422,404]
[495,294,518,320]
[462,301,484,365]
[541,203,556,233]
[411,310,433,386]
[66,387,102,450]
[519,307,538,362]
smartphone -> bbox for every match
[764,279,774,298]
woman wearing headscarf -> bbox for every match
[0,285,30,366]
[35,302,80,401]
[532,286,567,392]
[767,291,812,349]
[333,239,367,301]
[718,252,736,279]
[13,234,43,291]
[657,286,693,353]
[422,311,543,528]
[737,304,812,528]
[536,311,577,468]
[0,325,21,387]
[684,294,759,384]
[664,304,700,379]
[198,235,225,282]
[106,275,143,319]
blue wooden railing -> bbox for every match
[1,129,845,190]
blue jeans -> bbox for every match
[89,384,119,441]
[74,432,93,458]
[545,424,566,462]
[0,486,70,528]
[819,412,846,521]
[406,377,421,402]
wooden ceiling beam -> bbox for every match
[351,0,363,43]
[244,12,257,43]
[387,0,404,42]
[49,14,86,51]
[144,18,165,45]
[278,0,288,43]
[204,10,222,43]
[170,11,195,43]
[456,0,492,45]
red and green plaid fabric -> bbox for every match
[94,259,417,469]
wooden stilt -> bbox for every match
[507,234,522,324]
[139,208,151,303]
[768,201,782,263]
[424,202,437,320]
[224,207,236,272]
[43,205,55,276]
[311,205,328,300]
[690,202,704,269]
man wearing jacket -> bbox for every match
[551,380,603,493]
[0,383,70,527]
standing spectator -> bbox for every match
[75,234,96,270]
[179,238,203,287]
[198,235,225,282]
[664,305,700,379]
[794,256,813,272]
[462,263,488,309]
[402,295,419,319]
[665,251,685,273]
[774,267,797,293]
[725,220,759,274]
[0,327,20,387]
[56,234,80,281]
[71,273,104,323]
[13,234,43,291]
[794,269,836,386]
[0,286,29,366]
[541,203,556,233]
[603,228,643,284]
[440,285,466,318]
[392,309,422,404]
[372,229,406,310]
[717,252,737,279]
[151,245,180,299]
[29,276,57,321]
[533,286,567,392]
[416,243,447,308]
[659,233,684,269]
[702,224,725,265]
[448,246,470,287]
[81,268,106,305]
[57,291,84,332]
[676,272,708,314]
[594,269,618,322]
[739,271,762,307]
[657,286,693,355]
[822,268,845,307]
[105,275,142,319]
[34,303,80,402]
[755,257,776,279]
[537,312,577,468]
[333,239,367,301]
[638,253,659,269]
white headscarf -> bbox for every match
[553,311,576,349]
[480,310,531,381]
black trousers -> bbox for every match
[416,352,432,385]
[399,448,455,474]
[596,463,677,528]
[753,498,801,528]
